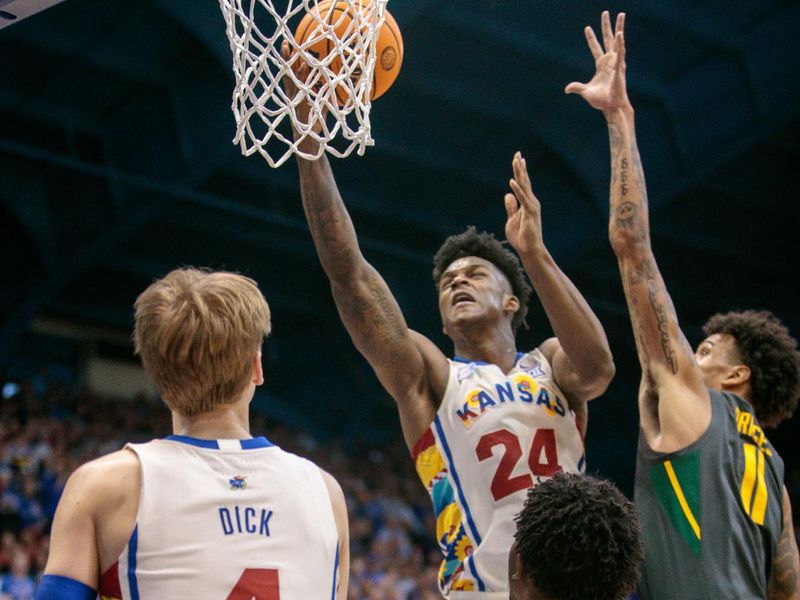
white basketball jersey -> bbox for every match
[98,436,339,600]
[412,349,585,598]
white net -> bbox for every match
[219,0,388,167]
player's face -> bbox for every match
[438,256,516,336]
[695,333,742,390]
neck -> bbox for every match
[451,324,518,372]
[172,397,252,439]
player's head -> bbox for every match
[433,227,532,337]
[697,309,800,427]
[133,267,271,417]
[510,473,642,600]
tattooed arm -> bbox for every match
[768,487,800,600]
[566,12,709,452]
[280,44,447,449]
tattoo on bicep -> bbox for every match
[369,284,405,345]
[628,260,679,374]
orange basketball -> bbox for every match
[294,1,403,105]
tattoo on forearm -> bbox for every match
[629,259,679,374]
[620,157,629,196]
[616,202,636,230]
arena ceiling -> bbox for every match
[1,0,798,486]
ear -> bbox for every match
[252,351,264,386]
[723,364,751,388]
[510,548,523,580]
[504,294,520,317]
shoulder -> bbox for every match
[63,449,140,514]
[536,337,559,362]
[318,468,345,504]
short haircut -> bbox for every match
[703,309,800,427]
[432,226,532,332]
[134,268,271,416]
[514,473,642,600]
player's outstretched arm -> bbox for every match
[768,487,800,600]
[280,43,447,448]
[566,11,709,453]
[505,152,615,406]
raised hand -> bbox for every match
[565,11,631,115]
[280,40,327,150]
[504,152,544,256]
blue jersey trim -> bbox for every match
[452,352,525,367]
[433,417,486,591]
[166,435,219,448]
[128,525,140,600]
[165,435,273,449]
[240,436,273,449]
[35,575,95,600]
[577,454,586,472]
[330,542,340,600]
[452,356,488,365]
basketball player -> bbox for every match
[509,472,642,600]
[36,268,349,599]
[567,11,800,599]
[280,42,615,598]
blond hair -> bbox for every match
[133,268,271,416]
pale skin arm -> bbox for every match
[566,11,710,453]
[505,153,615,409]
[321,470,350,600]
[42,449,140,590]
[281,42,448,448]
[768,487,800,600]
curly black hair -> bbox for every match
[702,310,800,427]
[432,227,532,333]
[514,473,643,600]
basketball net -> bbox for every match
[218,0,388,168]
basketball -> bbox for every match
[294,1,403,105]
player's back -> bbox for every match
[98,435,339,599]
[635,389,784,600]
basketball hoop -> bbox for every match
[218,0,389,168]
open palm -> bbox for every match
[565,11,631,114]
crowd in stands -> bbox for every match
[1,374,799,600]
[0,376,443,599]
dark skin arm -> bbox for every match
[505,154,615,412]
[567,12,710,453]
[768,487,800,600]
[282,42,448,449]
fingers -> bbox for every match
[615,31,626,66]
[615,12,625,36]
[584,26,603,61]
[504,193,518,220]
[509,153,538,212]
[564,81,586,95]
[601,10,614,53]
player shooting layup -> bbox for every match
[37,268,349,599]
[282,43,615,598]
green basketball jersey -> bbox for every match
[634,389,784,600]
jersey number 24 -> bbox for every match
[476,428,562,501]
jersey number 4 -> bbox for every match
[476,428,562,501]
[227,568,280,599]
